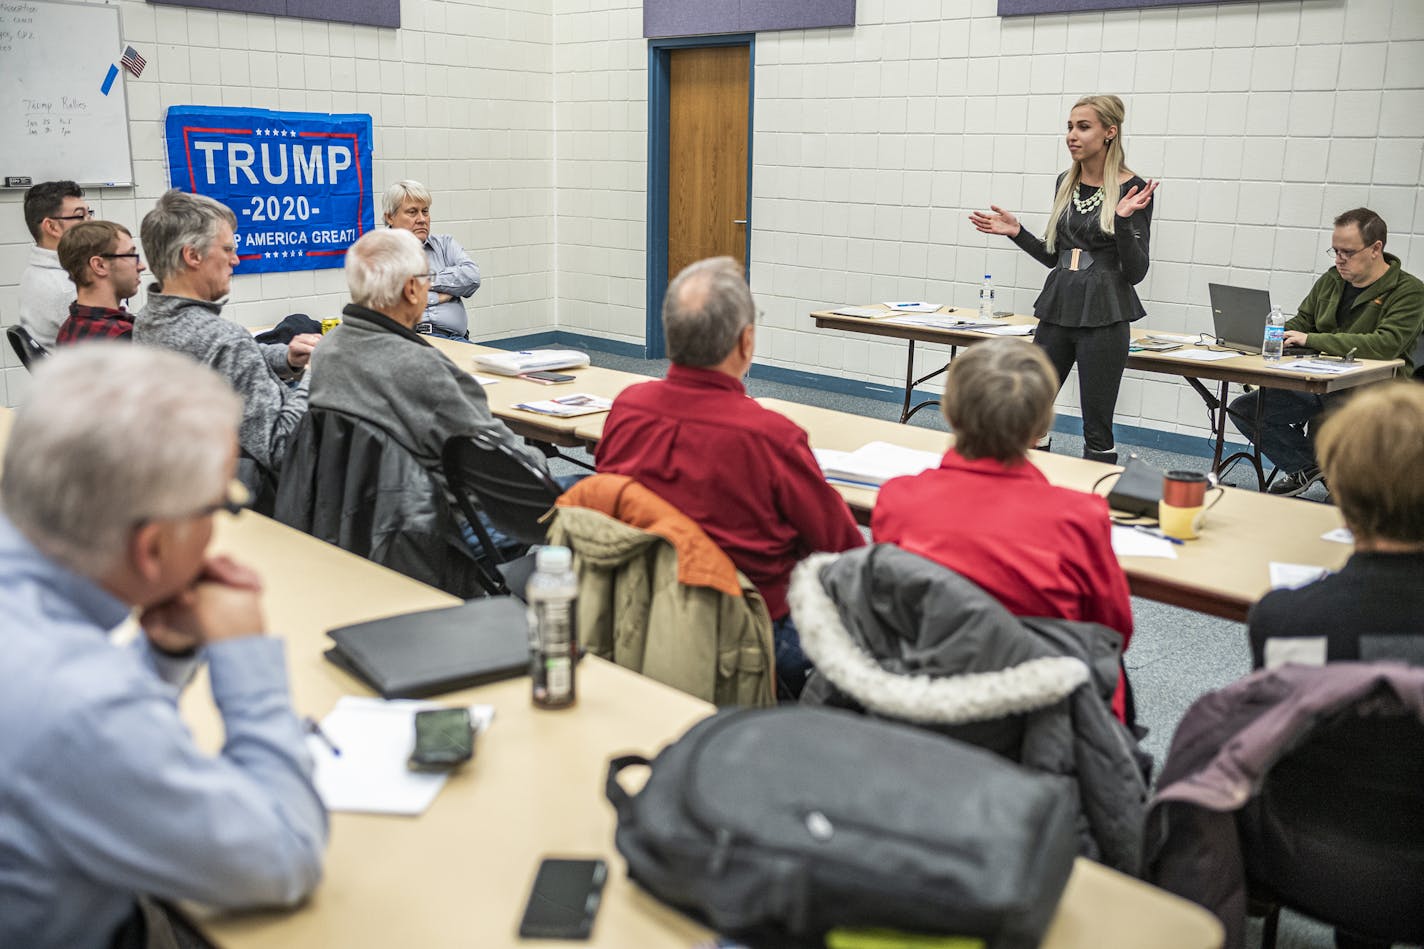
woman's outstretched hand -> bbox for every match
[1115,179,1159,218]
[969,205,1021,238]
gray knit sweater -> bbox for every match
[134,290,309,473]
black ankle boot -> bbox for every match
[1083,447,1119,465]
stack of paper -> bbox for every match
[814,442,942,487]
[472,349,590,376]
[307,696,495,816]
[970,324,1035,336]
[832,306,890,319]
[513,394,613,417]
[1109,526,1178,559]
[1279,359,1354,375]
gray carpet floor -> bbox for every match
[548,350,1404,949]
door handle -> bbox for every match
[733,220,748,225]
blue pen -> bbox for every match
[1133,525,1185,546]
[304,716,342,757]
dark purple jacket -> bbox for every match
[1143,663,1424,949]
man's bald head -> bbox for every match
[662,257,755,367]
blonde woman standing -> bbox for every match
[970,94,1158,464]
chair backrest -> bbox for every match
[1411,330,1424,381]
[274,408,496,598]
[7,325,49,371]
[1243,694,1424,943]
[441,433,562,548]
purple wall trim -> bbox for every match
[999,0,1258,15]
[644,0,854,39]
[147,0,399,29]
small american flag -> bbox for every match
[120,45,146,77]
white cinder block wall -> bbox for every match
[567,0,1424,445]
[0,0,558,407]
[5,0,1422,445]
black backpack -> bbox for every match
[605,706,1078,949]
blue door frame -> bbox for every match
[645,33,756,359]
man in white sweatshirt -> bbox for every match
[18,180,91,349]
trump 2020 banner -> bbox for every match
[164,106,374,275]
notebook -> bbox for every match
[325,597,531,699]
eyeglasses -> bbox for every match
[1327,246,1368,261]
[99,252,142,262]
[49,209,95,222]
[414,271,436,283]
[136,479,251,527]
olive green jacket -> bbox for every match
[547,506,776,708]
[1286,253,1424,374]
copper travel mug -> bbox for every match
[1162,470,1209,508]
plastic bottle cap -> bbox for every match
[984,274,991,279]
[536,545,572,572]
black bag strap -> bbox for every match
[605,754,651,819]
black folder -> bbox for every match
[324,597,531,699]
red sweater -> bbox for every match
[596,365,864,619]
[873,450,1133,719]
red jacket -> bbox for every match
[872,449,1133,645]
[596,365,864,620]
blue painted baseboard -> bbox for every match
[481,331,1243,461]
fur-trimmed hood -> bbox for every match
[790,545,1149,874]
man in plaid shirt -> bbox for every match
[55,222,146,345]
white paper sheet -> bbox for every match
[814,442,941,487]
[883,301,942,313]
[831,306,889,319]
[474,375,500,386]
[307,697,495,816]
[968,324,1035,336]
[1145,332,1198,343]
[883,314,976,330]
[1157,349,1241,362]
[1110,525,1179,559]
[1268,562,1329,590]
[1320,526,1354,545]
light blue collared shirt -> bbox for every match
[423,233,482,337]
[0,515,328,949]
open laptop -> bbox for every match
[1207,284,1273,355]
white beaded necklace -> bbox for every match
[1072,183,1105,215]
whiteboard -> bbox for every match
[0,0,134,187]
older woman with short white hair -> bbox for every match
[382,179,482,341]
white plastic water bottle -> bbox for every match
[527,545,578,709]
[1262,304,1286,362]
[980,274,995,320]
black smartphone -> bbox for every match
[517,857,607,940]
[521,370,576,384]
[407,707,473,771]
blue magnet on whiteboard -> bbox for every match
[101,64,118,95]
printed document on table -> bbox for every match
[1269,562,1329,590]
[1156,349,1241,362]
[307,696,495,816]
[1320,526,1354,545]
[832,306,891,319]
[814,442,942,487]
[884,314,980,330]
[1110,526,1178,559]
[513,394,613,417]
[1277,359,1354,375]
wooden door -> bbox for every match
[667,45,750,281]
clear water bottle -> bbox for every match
[1262,304,1286,362]
[980,274,996,320]
[527,546,578,709]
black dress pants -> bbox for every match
[1032,320,1131,457]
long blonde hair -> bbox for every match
[1045,94,1133,253]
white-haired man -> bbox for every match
[312,227,547,506]
[382,179,482,340]
[0,346,327,949]
[134,189,319,478]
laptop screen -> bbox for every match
[1208,284,1272,354]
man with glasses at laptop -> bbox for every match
[18,180,93,349]
[1229,208,1424,497]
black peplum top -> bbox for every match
[1010,174,1153,329]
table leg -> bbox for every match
[899,342,954,424]
[1214,384,1268,491]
